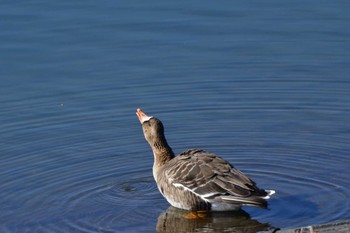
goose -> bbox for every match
[136,108,275,211]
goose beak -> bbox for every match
[136,108,153,124]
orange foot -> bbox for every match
[183,210,209,219]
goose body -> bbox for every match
[136,108,274,211]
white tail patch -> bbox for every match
[263,190,276,199]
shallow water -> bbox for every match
[1,1,350,232]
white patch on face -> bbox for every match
[141,115,153,123]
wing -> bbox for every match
[165,149,268,207]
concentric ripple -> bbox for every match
[1,1,350,232]
[210,131,350,228]
[1,91,350,232]
[55,151,162,232]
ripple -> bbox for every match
[52,150,161,232]
[109,177,159,202]
[160,117,350,229]
[1,41,350,232]
[228,144,350,228]
[1,98,350,232]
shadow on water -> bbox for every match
[156,206,273,233]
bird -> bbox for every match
[136,108,275,211]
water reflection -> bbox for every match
[156,206,272,233]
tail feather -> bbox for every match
[220,196,267,208]
[262,189,276,200]
[219,190,275,208]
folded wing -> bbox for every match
[165,149,271,208]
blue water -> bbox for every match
[1,1,350,232]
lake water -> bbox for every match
[1,1,350,232]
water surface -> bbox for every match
[1,1,350,232]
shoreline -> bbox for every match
[265,219,350,233]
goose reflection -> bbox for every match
[156,206,271,233]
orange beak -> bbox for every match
[136,108,153,124]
